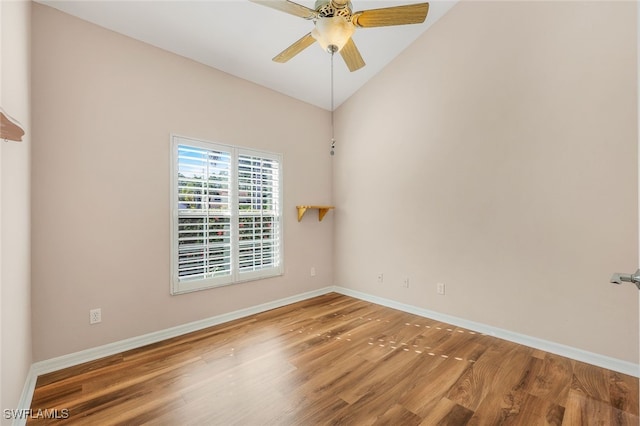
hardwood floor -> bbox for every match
[29,293,638,425]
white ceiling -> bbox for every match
[38,0,457,110]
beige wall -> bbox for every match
[31,4,333,361]
[30,1,639,368]
[1,0,32,421]
[334,1,639,363]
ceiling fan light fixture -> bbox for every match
[311,16,355,53]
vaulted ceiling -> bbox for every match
[38,0,457,110]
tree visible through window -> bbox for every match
[171,136,283,294]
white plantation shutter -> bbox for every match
[175,143,233,289]
[237,150,281,279]
[171,136,283,294]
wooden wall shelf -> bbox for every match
[296,205,334,222]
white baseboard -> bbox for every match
[15,284,638,425]
[11,365,38,426]
[332,286,640,378]
[14,286,335,425]
[31,286,334,377]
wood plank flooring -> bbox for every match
[28,293,638,425]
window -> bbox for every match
[171,135,283,294]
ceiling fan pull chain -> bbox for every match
[330,47,336,156]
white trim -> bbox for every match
[15,285,638,421]
[332,286,640,378]
[12,365,37,426]
[170,135,284,295]
[30,286,640,378]
[31,287,332,377]
[16,287,336,421]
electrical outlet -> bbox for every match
[377,273,384,284]
[403,278,410,288]
[437,283,445,295]
[310,267,316,277]
[89,308,102,324]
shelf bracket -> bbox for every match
[296,205,334,222]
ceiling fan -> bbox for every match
[250,0,430,72]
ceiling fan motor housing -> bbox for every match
[315,0,353,19]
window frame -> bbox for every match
[170,135,284,295]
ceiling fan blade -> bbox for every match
[352,3,429,28]
[340,38,365,72]
[273,32,316,63]
[250,0,317,19]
